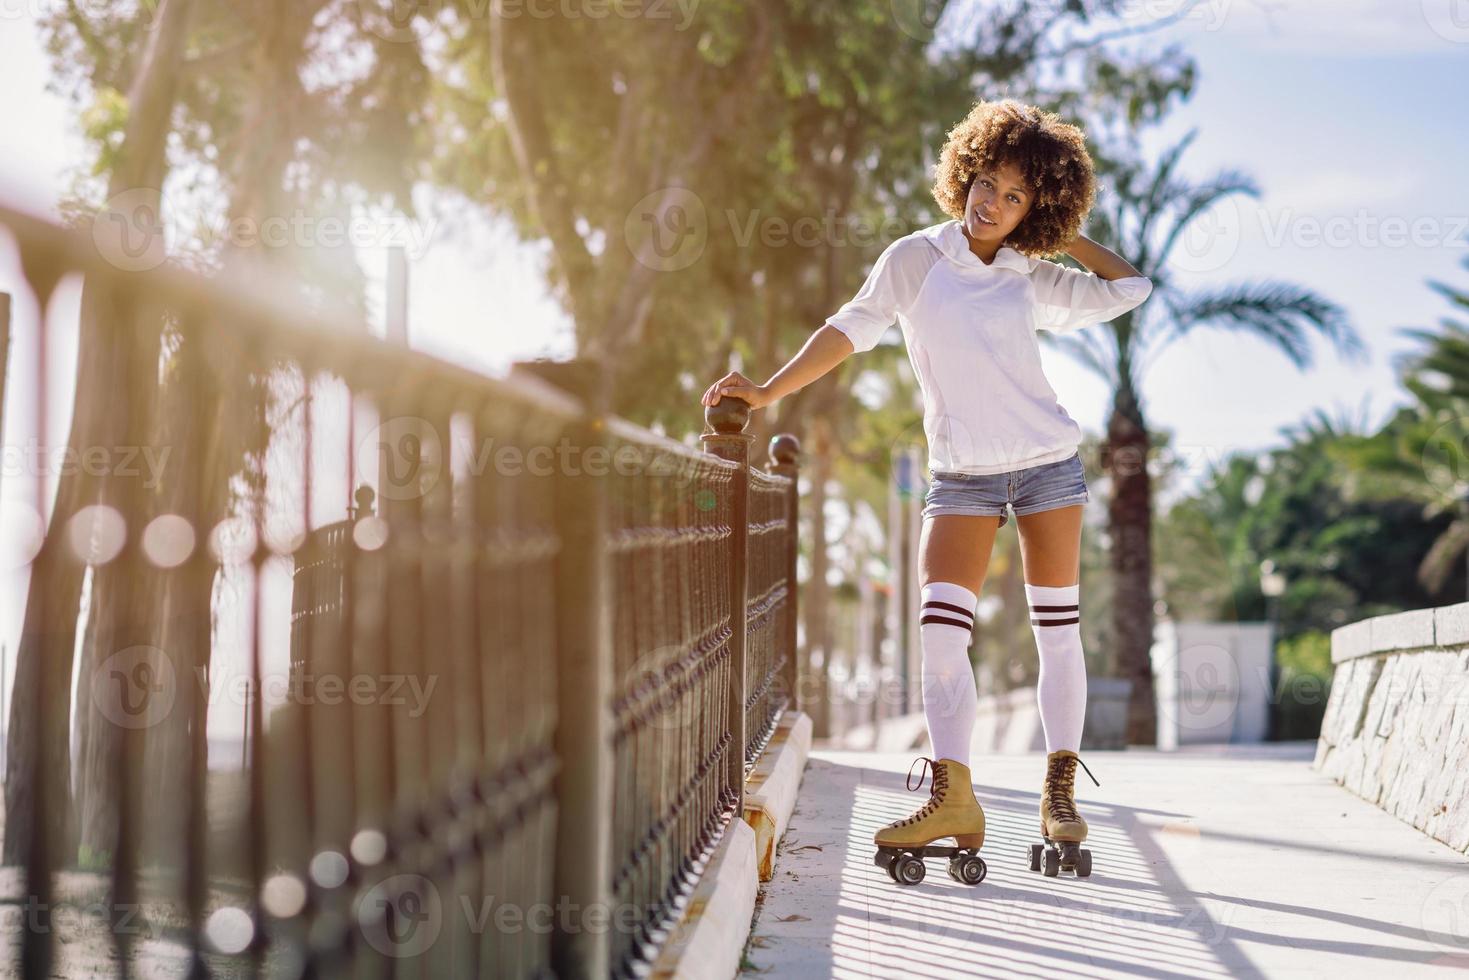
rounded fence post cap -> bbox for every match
[705,398,751,435]
[770,433,801,465]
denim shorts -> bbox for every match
[921,452,1089,528]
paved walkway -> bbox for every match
[743,744,1469,978]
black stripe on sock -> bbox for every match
[921,614,975,631]
[922,599,976,621]
[1030,603,1078,613]
[1031,616,1080,626]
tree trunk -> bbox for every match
[1104,387,1156,746]
[3,0,196,867]
[126,353,233,872]
[72,0,300,864]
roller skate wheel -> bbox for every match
[1043,848,1060,877]
[895,854,926,885]
[1027,843,1043,872]
[958,855,987,885]
[1077,849,1093,878]
[884,855,900,882]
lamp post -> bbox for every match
[1260,559,1286,740]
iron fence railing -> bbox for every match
[0,201,802,979]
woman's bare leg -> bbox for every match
[1014,504,1083,586]
[918,514,1003,592]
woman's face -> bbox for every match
[962,160,1034,247]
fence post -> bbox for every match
[767,434,801,715]
[702,399,753,816]
[514,358,614,980]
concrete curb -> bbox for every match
[743,711,813,881]
[648,819,758,980]
[650,711,811,978]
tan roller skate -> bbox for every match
[1027,748,1100,878]
[873,757,988,886]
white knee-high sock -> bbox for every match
[1027,582,1087,753]
[919,582,979,767]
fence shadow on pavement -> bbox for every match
[746,751,1467,978]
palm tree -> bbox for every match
[1046,129,1364,744]
[1331,256,1469,598]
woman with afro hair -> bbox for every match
[704,99,1152,879]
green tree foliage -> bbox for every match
[1328,254,1469,597]
[1156,406,1456,644]
[43,0,431,309]
[1153,397,1465,743]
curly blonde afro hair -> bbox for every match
[932,99,1096,257]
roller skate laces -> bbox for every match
[1031,750,1100,877]
[895,757,948,827]
[1040,752,1098,828]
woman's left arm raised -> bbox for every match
[1063,233,1145,280]
[1030,235,1152,334]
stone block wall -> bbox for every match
[1314,602,1469,854]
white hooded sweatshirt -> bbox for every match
[825,219,1153,476]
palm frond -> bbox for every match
[1150,281,1363,370]
[1277,402,1375,446]
[1394,322,1469,403]
[1153,168,1261,266]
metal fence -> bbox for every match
[0,202,801,979]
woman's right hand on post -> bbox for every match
[702,371,773,410]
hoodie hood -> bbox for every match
[917,219,1036,275]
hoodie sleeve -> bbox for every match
[1030,258,1153,334]
[825,236,938,353]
